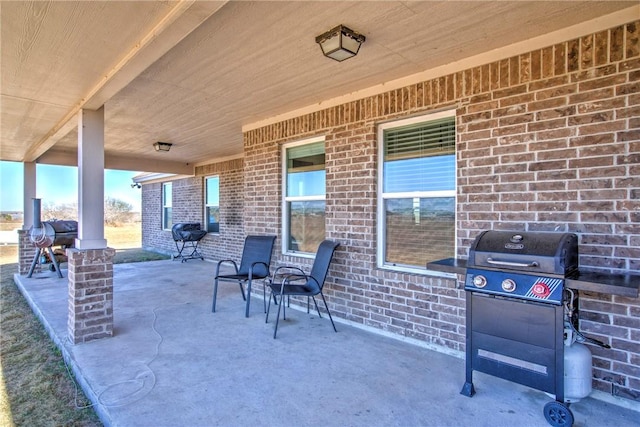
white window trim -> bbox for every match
[281,136,326,257]
[162,182,172,231]
[376,109,457,275]
[204,175,220,234]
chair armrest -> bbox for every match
[215,259,238,277]
[272,266,307,282]
[272,265,306,278]
[249,261,270,279]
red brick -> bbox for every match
[132,21,640,401]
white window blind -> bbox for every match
[378,112,456,271]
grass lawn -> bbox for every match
[1,262,102,427]
[0,222,169,426]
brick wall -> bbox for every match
[17,229,36,275]
[142,21,640,400]
[141,182,170,253]
[242,21,640,400]
[141,158,245,262]
[67,247,116,344]
[196,158,245,260]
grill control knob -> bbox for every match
[532,282,551,298]
[473,275,487,288]
[501,279,517,292]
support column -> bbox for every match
[76,107,107,250]
[67,247,116,343]
[68,107,113,343]
[22,162,36,230]
[18,162,37,275]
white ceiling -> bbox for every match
[1,1,637,174]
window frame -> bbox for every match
[281,136,326,257]
[162,182,172,231]
[376,110,457,274]
[204,175,220,233]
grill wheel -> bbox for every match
[543,401,574,427]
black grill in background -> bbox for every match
[171,223,207,262]
[46,220,78,247]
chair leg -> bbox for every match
[266,289,273,323]
[320,292,337,332]
[238,281,246,301]
[274,292,284,339]
[212,278,219,312]
[263,279,268,313]
[245,279,252,318]
[311,296,322,318]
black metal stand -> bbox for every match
[172,240,204,262]
[461,291,573,427]
[27,247,63,278]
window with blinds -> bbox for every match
[377,111,456,271]
[282,138,326,255]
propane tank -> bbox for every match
[563,324,593,403]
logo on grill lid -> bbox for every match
[505,234,524,250]
[504,243,524,250]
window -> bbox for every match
[377,110,456,272]
[205,176,220,233]
[283,137,325,254]
[162,182,172,230]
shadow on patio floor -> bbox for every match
[14,259,640,427]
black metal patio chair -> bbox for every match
[265,240,340,338]
[212,235,276,317]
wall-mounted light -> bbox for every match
[153,141,173,152]
[315,25,366,62]
[131,183,141,189]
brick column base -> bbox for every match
[67,247,116,344]
[18,229,37,275]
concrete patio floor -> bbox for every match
[14,259,639,427]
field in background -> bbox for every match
[0,221,141,265]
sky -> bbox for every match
[0,160,142,213]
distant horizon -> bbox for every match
[0,161,142,213]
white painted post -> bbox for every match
[22,162,37,230]
[68,106,114,343]
[75,107,107,249]
[18,162,38,274]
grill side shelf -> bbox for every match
[567,272,640,298]
[427,258,467,275]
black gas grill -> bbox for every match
[461,231,580,426]
[465,231,578,304]
[428,230,639,427]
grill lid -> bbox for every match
[468,230,578,277]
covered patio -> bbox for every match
[3,1,640,423]
[14,261,639,426]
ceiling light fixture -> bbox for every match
[315,25,366,62]
[153,141,173,152]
